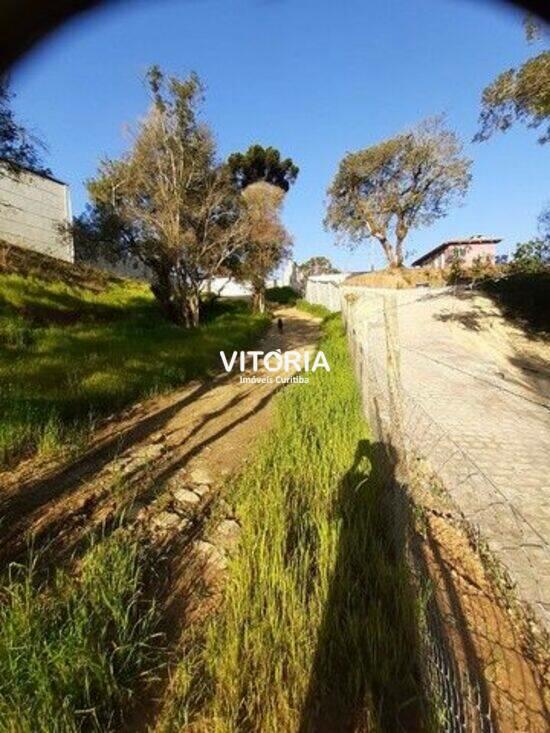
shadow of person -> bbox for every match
[298,439,428,733]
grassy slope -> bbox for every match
[0,269,269,467]
[161,314,430,732]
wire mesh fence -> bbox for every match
[338,286,544,733]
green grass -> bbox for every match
[160,315,431,733]
[0,531,160,732]
[0,273,269,467]
[266,286,300,305]
[295,297,331,319]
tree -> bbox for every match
[475,19,550,144]
[538,204,550,242]
[84,68,247,327]
[511,239,549,272]
[0,75,49,174]
[235,182,292,313]
[227,144,299,192]
[299,256,339,278]
[70,201,137,266]
[325,117,471,268]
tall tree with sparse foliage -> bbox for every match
[234,182,292,313]
[0,75,49,174]
[227,144,299,192]
[475,18,550,145]
[325,117,471,268]
[83,67,247,327]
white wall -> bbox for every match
[304,273,349,311]
[0,165,73,262]
[203,277,253,297]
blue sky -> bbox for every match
[10,0,550,270]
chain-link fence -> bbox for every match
[341,288,497,732]
[307,280,550,731]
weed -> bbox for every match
[161,315,431,732]
[0,532,160,732]
[295,298,329,318]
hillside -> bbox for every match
[0,243,269,468]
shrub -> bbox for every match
[266,286,300,305]
[482,271,550,332]
[510,239,549,274]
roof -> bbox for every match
[0,157,67,186]
[411,235,502,267]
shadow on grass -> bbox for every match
[299,439,429,733]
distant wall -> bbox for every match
[0,165,73,262]
[304,273,349,311]
[202,277,252,297]
[85,254,152,281]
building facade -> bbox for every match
[0,162,73,262]
[411,236,501,269]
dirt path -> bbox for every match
[0,307,321,568]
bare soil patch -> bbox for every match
[0,306,320,568]
[413,466,549,733]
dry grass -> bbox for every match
[345,267,449,289]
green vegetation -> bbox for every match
[161,315,430,732]
[510,239,549,274]
[475,18,549,145]
[295,298,329,318]
[482,271,550,332]
[325,117,471,268]
[0,272,269,466]
[227,143,299,193]
[266,285,299,305]
[0,532,159,732]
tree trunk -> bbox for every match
[377,236,403,268]
[151,269,176,322]
[151,268,202,328]
[395,238,405,268]
[252,286,266,314]
[179,288,200,328]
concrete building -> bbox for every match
[411,235,501,269]
[0,161,73,262]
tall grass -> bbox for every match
[161,315,431,732]
[0,531,159,732]
[295,298,329,318]
[0,274,269,466]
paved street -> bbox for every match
[352,287,550,626]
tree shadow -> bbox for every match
[433,310,484,331]
[298,439,429,733]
